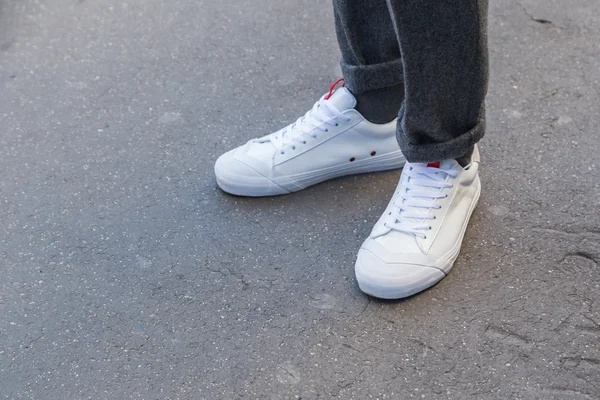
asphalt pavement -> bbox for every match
[1,0,599,398]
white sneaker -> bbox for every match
[214,80,405,196]
[355,146,481,299]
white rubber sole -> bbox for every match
[215,151,406,197]
[215,173,290,197]
[355,182,481,299]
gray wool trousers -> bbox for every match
[333,0,489,162]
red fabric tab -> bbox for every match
[427,162,441,168]
[324,78,345,100]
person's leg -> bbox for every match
[354,0,489,299]
[333,0,405,124]
[386,0,489,162]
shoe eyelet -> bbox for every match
[280,151,285,155]
[424,236,428,240]
[429,227,432,230]
[303,141,307,144]
[335,123,339,127]
[325,129,329,132]
[433,216,437,219]
[292,146,296,150]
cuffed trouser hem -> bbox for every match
[341,58,404,93]
[397,121,484,163]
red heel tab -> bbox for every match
[427,162,441,168]
[324,78,345,100]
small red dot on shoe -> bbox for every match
[370,151,376,156]
[349,157,356,162]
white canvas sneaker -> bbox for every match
[214,80,406,196]
[355,146,481,299]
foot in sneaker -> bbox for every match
[214,80,406,196]
[355,146,481,299]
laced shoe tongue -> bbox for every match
[410,161,452,192]
[325,86,357,111]
[248,81,355,158]
[400,162,451,219]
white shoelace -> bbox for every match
[258,97,350,154]
[384,164,459,239]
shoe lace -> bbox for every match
[384,163,459,239]
[258,96,350,154]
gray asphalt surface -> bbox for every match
[1,0,599,399]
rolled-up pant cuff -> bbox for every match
[341,58,404,93]
[397,121,484,163]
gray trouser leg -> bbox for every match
[333,0,489,162]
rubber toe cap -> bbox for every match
[214,149,288,196]
[354,247,445,299]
